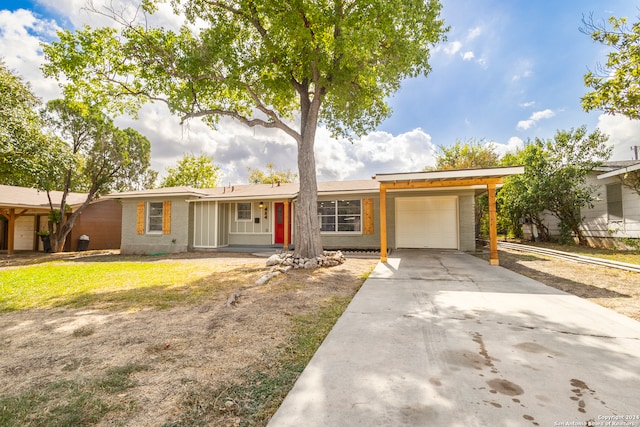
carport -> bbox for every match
[375,166,524,265]
[0,185,87,254]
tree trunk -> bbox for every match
[48,191,96,252]
[532,217,549,242]
[294,95,324,259]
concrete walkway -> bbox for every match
[268,250,640,427]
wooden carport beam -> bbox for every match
[378,177,503,265]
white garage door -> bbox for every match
[396,196,458,249]
[14,215,35,251]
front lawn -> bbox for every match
[0,253,375,426]
[0,258,258,312]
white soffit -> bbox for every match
[375,166,524,182]
[597,162,640,179]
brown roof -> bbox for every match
[106,179,380,202]
[0,185,88,211]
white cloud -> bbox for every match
[512,70,532,81]
[596,114,640,161]
[315,128,437,181]
[444,40,462,55]
[531,109,555,121]
[519,101,535,108]
[467,26,482,41]
[35,0,184,30]
[493,137,524,157]
[517,109,555,130]
[0,9,61,99]
[476,56,488,69]
[462,51,475,61]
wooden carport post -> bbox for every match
[379,186,388,262]
[0,208,28,256]
[487,183,499,266]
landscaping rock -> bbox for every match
[265,251,346,269]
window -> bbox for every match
[237,202,252,221]
[607,183,623,222]
[318,199,361,232]
[147,202,164,232]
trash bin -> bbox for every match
[78,235,90,251]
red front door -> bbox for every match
[274,202,291,245]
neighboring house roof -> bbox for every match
[104,186,209,199]
[596,161,640,180]
[0,185,87,212]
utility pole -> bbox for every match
[632,145,639,161]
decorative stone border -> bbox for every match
[265,250,346,269]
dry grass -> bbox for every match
[481,248,640,322]
[0,252,376,426]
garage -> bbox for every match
[395,196,458,249]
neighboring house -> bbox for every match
[107,166,524,265]
[0,185,122,254]
[582,160,640,247]
[526,161,640,247]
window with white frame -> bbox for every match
[236,202,252,221]
[318,199,361,232]
[147,202,164,232]
[607,183,623,222]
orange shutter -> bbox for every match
[162,201,171,234]
[363,198,374,235]
[136,202,145,235]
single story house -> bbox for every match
[107,166,524,265]
[0,185,122,254]
[523,161,640,248]
[583,160,640,247]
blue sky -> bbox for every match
[2,0,640,184]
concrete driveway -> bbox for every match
[268,250,640,427]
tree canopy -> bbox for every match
[499,126,611,244]
[581,14,640,119]
[0,61,67,187]
[42,98,153,251]
[42,0,448,258]
[160,153,221,188]
[432,138,500,170]
[247,163,297,184]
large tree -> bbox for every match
[42,99,153,251]
[499,127,611,244]
[0,61,68,187]
[160,153,221,188]
[42,0,447,258]
[581,14,640,119]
